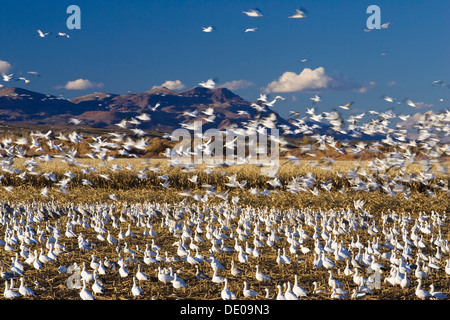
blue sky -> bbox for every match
[0,0,448,118]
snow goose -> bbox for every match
[328,270,343,288]
[131,277,143,297]
[97,259,107,275]
[358,279,374,295]
[3,281,19,299]
[237,247,249,264]
[118,264,129,278]
[289,8,308,19]
[32,254,42,270]
[18,277,35,297]
[400,272,411,289]
[343,260,354,276]
[90,254,100,270]
[330,287,347,299]
[281,248,292,264]
[313,281,327,295]
[10,257,23,276]
[292,275,308,298]
[415,279,431,299]
[243,281,259,298]
[158,267,174,284]
[13,253,24,273]
[351,289,366,299]
[322,252,336,269]
[255,265,271,282]
[276,248,286,265]
[202,26,215,33]
[172,273,188,289]
[38,247,52,264]
[144,252,157,265]
[212,269,226,283]
[36,29,51,37]
[92,271,104,294]
[195,266,211,281]
[79,279,95,300]
[136,264,148,281]
[81,262,94,283]
[221,279,235,300]
[414,261,429,279]
[284,282,299,300]
[429,284,448,300]
[353,268,367,286]
[445,259,450,276]
[276,284,285,300]
[242,9,263,17]
[230,259,245,277]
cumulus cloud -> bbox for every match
[265,67,362,93]
[265,67,331,93]
[62,79,104,90]
[154,80,186,91]
[0,59,12,73]
[221,80,255,90]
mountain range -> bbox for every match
[0,86,286,132]
[0,86,390,142]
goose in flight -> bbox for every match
[310,94,322,104]
[403,98,417,108]
[381,95,398,103]
[244,28,258,32]
[27,71,41,77]
[136,113,151,121]
[36,29,51,38]
[69,118,82,125]
[242,9,263,17]
[289,8,308,19]
[16,77,30,84]
[56,32,70,38]
[202,107,214,116]
[257,93,268,102]
[237,110,250,116]
[338,101,354,110]
[1,73,14,82]
[202,26,215,33]
[265,95,286,107]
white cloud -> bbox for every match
[63,78,104,90]
[265,67,331,93]
[265,67,362,93]
[358,81,376,93]
[0,60,12,73]
[221,80,255,90]
[155,80,185,91]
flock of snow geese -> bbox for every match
[0,195,449,300]
[0,77,449,301]
[202,8,308,33]
[0,3,448,303]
